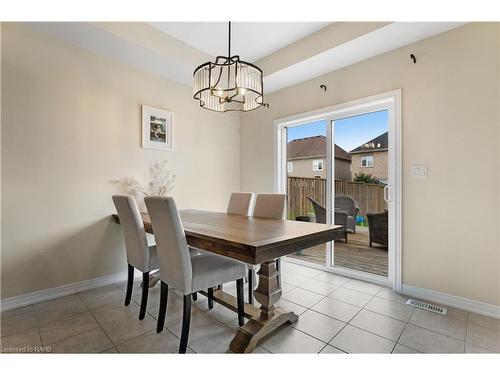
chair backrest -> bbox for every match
[253,193,286,219]
[144,196,192,294]
[227,192,255,216]
[112,195,150,272]
[307,196,326,224]
[334,196,359,217]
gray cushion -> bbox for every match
[191,253,247,293]
[148,245,159,270]
[113,195,153,272]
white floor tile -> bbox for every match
[260,326,325,353]
[300,279,339,296]
[319,345,346,354]
[343,279,383,295]
[292,309,346,343]
[350,309,406,341]
[311,297,361,322]
[329,287,373,307]
[365,297,414,322]
[282,288,325,308]
[466,323,500,352]
[399,324,465,353]
[409,308,466,340]
[392,344,420,353]
[330,325,395,353]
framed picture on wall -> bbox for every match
[141,105,173,151]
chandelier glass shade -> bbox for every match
[193,23,265,112]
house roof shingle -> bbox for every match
[349,132,388,154]
[287,136,351,161]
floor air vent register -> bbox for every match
[406,299,447,315]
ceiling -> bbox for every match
[149,22,331,62]
[265,22,466,92]
[29,22,466,94]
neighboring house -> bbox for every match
[287,135,351,180]
[349,132,388,183]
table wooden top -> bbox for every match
[113,209,342,265]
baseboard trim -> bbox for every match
[402,284,500,319]
[1,272,128,312]
[2,270,499,320]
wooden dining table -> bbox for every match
[113,209,342,353]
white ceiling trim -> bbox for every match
[264,22,466,93]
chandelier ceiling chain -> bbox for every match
[192,22,265,112]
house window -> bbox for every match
[312,159,324,171]
[287,161,293,173]
[361,156,373,167]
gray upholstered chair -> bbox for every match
[334,196,360,233]
[112,195,159,320]
[145,196,246,353]
[248,193,287,304]
[226,192,255,303]
[227,192,255,216]
[253,193,286,219]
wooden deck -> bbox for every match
[286,226,388,277]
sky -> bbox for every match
[287,110,388,152]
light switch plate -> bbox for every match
[412,165,427,178]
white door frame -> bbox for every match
[274,90,402,292]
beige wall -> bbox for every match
[351,151,388,182]
[241,23,500,306]
[1,24,241,298]
[0,23,2,266]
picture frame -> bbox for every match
[141,105,173,151]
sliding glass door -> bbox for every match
[330,111,390,278]
[276,91,401,288]
[285,120,329,266]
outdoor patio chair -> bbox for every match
[334,196,360,233]
[367,210,388,248]
[307,196,347,242]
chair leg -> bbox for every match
[139,272,149,320]
[179,294,192,354]
[247,268,254,305]
[208,287,214,310]
[156,281,168,333]
[276,258,281,288]
[124,264,134,306]
[192,292,197,301]
[236,278,245,327]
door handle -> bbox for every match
[384,185,391,203]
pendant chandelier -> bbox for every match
[193,22,265,112]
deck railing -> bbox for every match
[287,177,386,219]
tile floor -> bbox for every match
[1,260,499,354]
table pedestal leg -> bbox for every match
[229,259,298,353]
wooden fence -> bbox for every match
[287,177,386,219]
